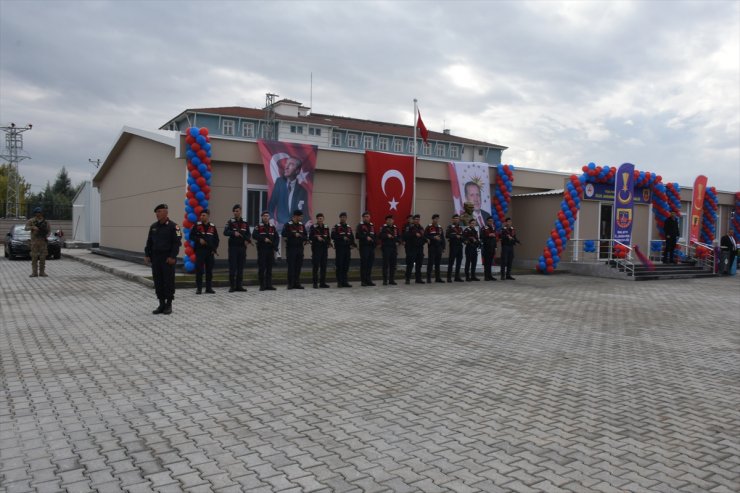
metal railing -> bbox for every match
[688,240,716,272]
[0,203,72,220]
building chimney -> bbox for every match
[443,129,451,135]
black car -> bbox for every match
[4,224,62,260]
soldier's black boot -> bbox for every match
[163,300,172,315]
[152,300,165,315]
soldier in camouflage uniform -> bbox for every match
[25,207,50,277]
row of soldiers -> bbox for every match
[205,204,520,292]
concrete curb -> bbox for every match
[64,252,154,288]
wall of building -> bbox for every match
[510,194,563,260]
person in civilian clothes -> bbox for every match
[253,211,279,291]
[379,215,400,285]
[663,211,680,264]
[282,210,307,289]
[463,218,481,281]
[499,216,520,280]
[403,214,426,284]
[357,211,377,286]
[145,204,182,314]
[191,209,220,294]
[720,230,738,275]
[331,212,355,287]
[481,216,498,281]
[446,214,464,282]
[309,213,332,288]
[223,204,251,292]
[425,214,446,283]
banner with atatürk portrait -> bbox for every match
[257,140,318,230]
[612,162,635,245]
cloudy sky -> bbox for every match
[1,0,738,194]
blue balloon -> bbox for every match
[200,200,208,209]
[192,157,201,166]
[186,150,195,160]
[184,199,190,207]
[190,184,200,193]
[196,191,205,201]
[187,212,197,223]
[203,143,212,151]
[185,205,193,214]
[198,163,207,174]
[189,128,200,138]
[203,171,211,180]
[553,255,560,263]
[187,176,195,186]
[196,135,206,146]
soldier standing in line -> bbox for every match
[463,218,481,281]
[25,207,50,278]
[145,204,182,314]
[253,211,279,291]
[403,214,426,284]
[446,214,464,283]
[481,217,498,281]
[331,212,354,288]
[309,213,332,288]
[499,216,520,280]
[356,211,377,286]
[379,215,400,285]
[223,204,251,292]
[282,210,307,289]
[425,214,446,283]
[191,209,220,294]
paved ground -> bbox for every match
[1,253,739,493]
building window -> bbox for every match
[246,189,268,226]
[394,139,403,153]
[332,132,341,146]
[450,145,459,159]
[309,126,322,136]
[478,149,484,156]
[223,120,235,136]
[378,137,389,151]
[435,144,445,157]
[423,142,432,155]
[290,125,304,134]
[408,141,416,154]
[347,134,358,148]
[242,122,255,138]
[363,135,373,149]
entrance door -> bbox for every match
[599,203,612,259]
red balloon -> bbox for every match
[189,254,196,262]
[196,177,206,187]
[183,220,193,229]
[201,185,210,194]
[190,170,201,179]
[189,198,198,207]
[185,135,195,145]
[186,191,194,199]
[199,127,209,136]
[187,163,195,172]
[546,266,554,273]
[191,143,201,152]
[197,150,207,159]
[194,205,203,215]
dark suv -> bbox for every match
[4,224,62,260]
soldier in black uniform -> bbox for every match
[145,204,182,314]
[331,212,354,287]
[191,209,220,294]
[309,213,332,288]
[223,204,251,292]
[356,211,377,286]
[463,218,481,281]
[446,214,464,282]
[499,216,520,280]
[403,214,426,284]
[481,217,498,281]
[379,215,400,285]
[282,210,307,289]
[425,214,446,283]
[253,211,279,291]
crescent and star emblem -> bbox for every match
[381,170,406,211]
[617,189,632,205]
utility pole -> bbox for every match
[89,158,101,168]
[1,123,32,218]
[263,93,279,140]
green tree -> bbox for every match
[0,163,32,217]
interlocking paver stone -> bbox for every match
[1,254,739,492]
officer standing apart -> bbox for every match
[253,211,279,291]
[403,214,426,284]
[309,213,332,288]
[446,214,464,282]
[191,209,220,294]
[499,216,520,280]
[145,204,182,314]
[357,211,377,286]
[331,212,354,287]
[223,204,251,292]
[663,211,680,264]
[379,215,400,285]
[425,214,446,283]
[463,219,481,281]
[282,210,307,289]
[481,217,498,281]
[25,207,50,278]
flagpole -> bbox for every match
[413,98,418,213]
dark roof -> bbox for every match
[162,106,507,149]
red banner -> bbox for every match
[689,175,708,243]
[365,151,414,231]
[258,140,318,229]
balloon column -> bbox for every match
[182,127,213,273]
[492,164,515,230]
[733,192,740,243]
[700,186,718,244]
[536,174,584,273]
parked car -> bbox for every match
[4,224,62,260]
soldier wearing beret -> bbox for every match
[446,214,464,282]
[282,209,307,289]
[356,211,377,286]
[145,204,182,314]
[481,216,498,281]
[309,213,332,288]
[379,214,400,285]
[425,213,446,283]
[499,216,520,280]
[253,211,279,291]
[403,214,426,284]
[463,218,481,281]
[223,204,251,292]
[191,209,220,294]
[331,212,354,287]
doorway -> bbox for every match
[599,203,612,259]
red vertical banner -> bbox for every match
[689,175,708,244]
[365,151,415,230]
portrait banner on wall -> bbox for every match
[257,140,318,229]
[689,175,708,244]
[365,151,414,230]
[612,162,635,245]
[448,161,492,227]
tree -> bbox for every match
[25,167,80,220]
[0,163,32,217]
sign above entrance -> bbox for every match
[583,182,651,204]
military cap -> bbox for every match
[201,209,210,215]
[293,209,303,216]
[432,214,439,219]
[452,214,460,218]
[362,211,370,216]
[316,212,324,218]
[339,212,348,217]
[413,214,420,219]
[154,203,168,212]
[260,210,270,216]
[232,204,241,211]
[385,214,394,220]
[33,207,42,214]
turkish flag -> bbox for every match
[365,151,415,232]
[416,111,429,143]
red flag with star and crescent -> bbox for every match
[365,151,415,232]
